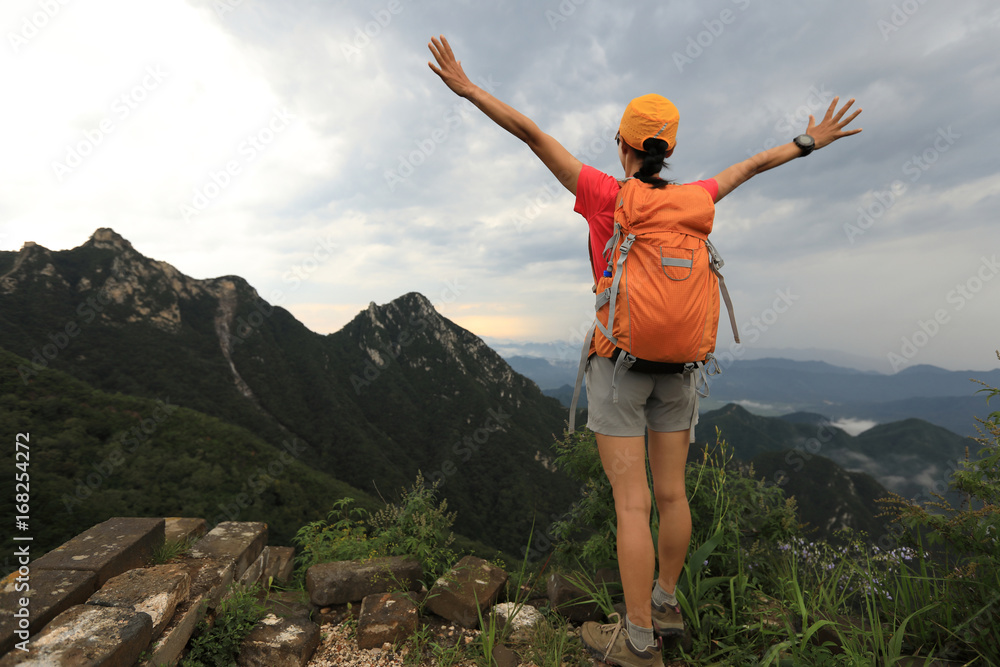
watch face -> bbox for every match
[796,135,814,148]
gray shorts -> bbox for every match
[585,354,699,439]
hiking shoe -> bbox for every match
[651,600,684,638]
[579,613,663,667]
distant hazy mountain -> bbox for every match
[748,449,890,542]
[0,229,577,555]
[698,404,978,508]
[504,352,996,437]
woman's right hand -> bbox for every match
[428,35,476,98]
[809,96,863,150]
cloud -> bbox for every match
[2,0,998,370]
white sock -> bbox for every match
[626,615,655,651]
[652,581,677,607]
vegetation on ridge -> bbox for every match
[289,361,1000,665]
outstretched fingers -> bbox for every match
[427,35,474,98]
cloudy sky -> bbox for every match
[2,0,998,373]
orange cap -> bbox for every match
[618,94,679,151]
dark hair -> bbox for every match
[632,137,674,189]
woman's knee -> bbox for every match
[654,485,688,508]
[615,492,652,520]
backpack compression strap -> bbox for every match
[595,232,636,346]
[705,239,740,343]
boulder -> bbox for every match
[188,522,267,581]
[163,517,207,545]
[177,556,235,611]
[425,556,508,628]
[490,602,544,643]
[262,546,296,585]
[86,563,190,639]
[139,592,208,667]
[0,569,96,655]
[306,556,422,606]
[0,604,151,667]
[546,572,602,623]
[356,592,419,650]
[31,517,164,587]
[237,613,320,667]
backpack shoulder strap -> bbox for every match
[705,238,740,343]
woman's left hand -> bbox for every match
[808,96,863,149]
[428,35,476,98]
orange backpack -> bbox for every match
[568,178,739,430]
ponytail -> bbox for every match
[632,137,674,189]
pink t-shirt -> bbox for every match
[574,165,718,284]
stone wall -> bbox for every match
[0,516,308,667]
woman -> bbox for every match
[428,35,861,667]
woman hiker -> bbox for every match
[428,34,861,667]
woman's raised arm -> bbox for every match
[428,35,583,195]
[712,96,862,203]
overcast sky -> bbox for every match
[2,0,998,373]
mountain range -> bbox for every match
[0,229,575,556]
[2,229,980,556]
[506,355,998,438]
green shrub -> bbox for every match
[548,428,799,574]
[291,473,457,582]
[181,583,265,667]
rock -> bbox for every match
[0,569,96,655]
[86,564,190,639]
[237,613,320,667]
[188,522,268,581]
[356,592,419,650]
[490,602,544,643]
[240,546,268,587]
[0,604,152,667]
[492,643,520,667]
[263,590,313,623]
[306,556,422,606]
[425,556,508,629]
[31,517,165,587]
[163,517,207,545]
[546,572,602,623]
[139,592,208,667]
[172,556,234,612]
[262,546,296,585]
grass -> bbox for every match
[289,368,1000,665]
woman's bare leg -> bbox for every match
[596,433,654,627]
[647,428,691,594]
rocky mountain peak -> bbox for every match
[87,227,135,252]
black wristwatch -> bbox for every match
[793,134,815,156]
